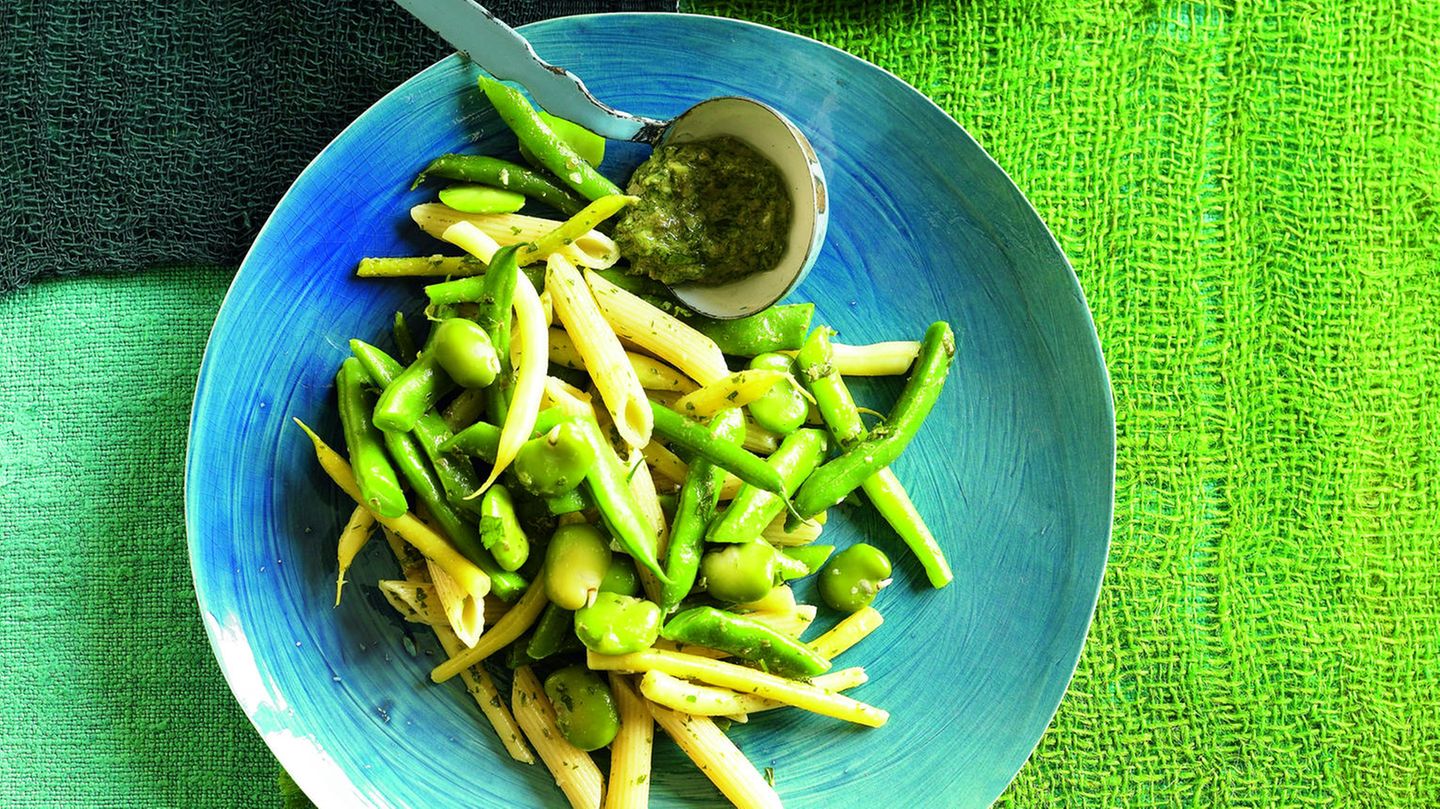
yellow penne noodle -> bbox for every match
[584,269,729,386]
[377,580,447,627]
[431,580,549,683]
[647,703,784,809]
[543,376,597,419]
[548,255,652,449]
[604,675,654,809]
[427,559,484,648]
[641,441,688,486]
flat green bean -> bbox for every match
[792,322,956,521]
[707,428,828,544]
[335,358,407,518]
[413,153,587,216]
[659,408,745,613]
[477,76,622,202]
[649,401,787,497]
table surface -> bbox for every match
[3,1,1438,807]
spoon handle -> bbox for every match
[395,0,666,142]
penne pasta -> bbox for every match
[588,648,888,727]
[641,668,870,718]
[440,219,503,263]
[741,417,781,455]
[512,666,605,809]
[760,510,826,546]
[377,579,447,627]
[335,504,375,606]
[647,703,784,809]
[378,529,534,764]
[604,675,654,809]
[640,441,688,486]
[672,370,790,418]
[543,375,597,419]
[427,559,484,648]
[735,584,797,614]
[411,203,619,268]
[808,606,884,660]
[584,269,729,386]
[548,255,653,449]
[431,579,549,683]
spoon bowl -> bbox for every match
[396,0,827,318]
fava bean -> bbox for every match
[573,592,662,656]
[819,544,893,613]
[543,666,620,751]
[543,523,611,610]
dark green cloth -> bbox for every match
[0,0,672,293]
[3,0,1439,806]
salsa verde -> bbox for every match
[614,136,792,286]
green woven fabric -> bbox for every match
[4,0,1439,806]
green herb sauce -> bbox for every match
[614,136,792,286]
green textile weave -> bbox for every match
[3,0,1439,806]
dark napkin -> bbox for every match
[0,0,675,293]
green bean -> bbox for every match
[379,426,528,600]
[707,429,828,544]
[526,110,606,167]
[438,184,526,214]
[392,312,417,364]
[796,327,864,449]
[659,409,745,613]
[649,401,787,497]
[779,545,834,580]
[685,303,814,357]
[424,266,547,308]
[358,254,488,278]
[525,602,574,661]
[792,322,956,520]
[570,417,669,583]
[335,358,407,518]
[516,194,636,264]
[412,154,587,216]
[479,485,529,572]
[477,76,622,202]
[350,339,483,518]
[441,388,487,432]
[662,606,830,678]
[478,246,522,425]
[372,330,456,434]
[438,409,568,459]
[544,666,621,751]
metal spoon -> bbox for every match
[395,0,827,319]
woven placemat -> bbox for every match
[0,0,671,293]
[2,0,1438,806]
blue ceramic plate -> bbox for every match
[186,13,1112,808]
